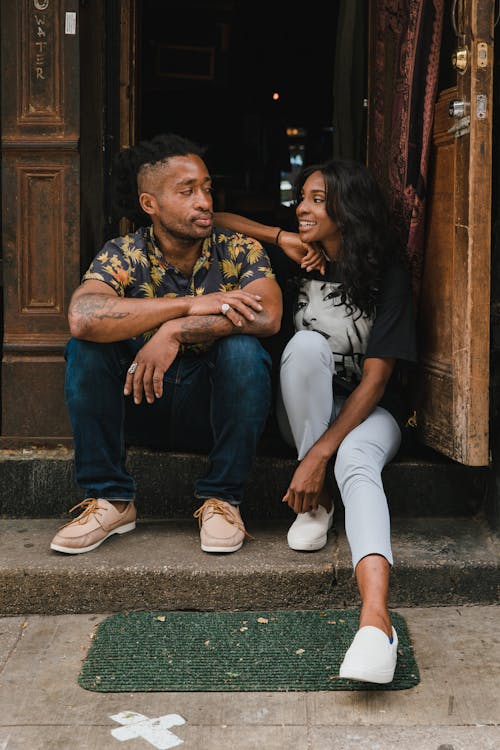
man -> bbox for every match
[50,133,282,555]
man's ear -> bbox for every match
[139,192,157,216]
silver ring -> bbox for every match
[128,362,138,375]
[221,302,231,315]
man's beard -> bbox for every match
[159,219,211,242]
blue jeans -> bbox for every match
[64,335,272,505]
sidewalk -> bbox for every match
[1,605,499,749]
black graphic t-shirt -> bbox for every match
[293,260,417,423]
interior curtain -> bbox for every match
[368,0,445,301]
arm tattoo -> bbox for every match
[177,315,230,345]
[72,294,129,321]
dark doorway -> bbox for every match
[138,0,339,230]
[134,0,364,446]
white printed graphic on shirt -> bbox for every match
[293,278,374,381]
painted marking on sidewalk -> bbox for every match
[110,711,186,749]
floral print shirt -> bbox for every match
[82,225,275,354]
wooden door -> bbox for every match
[0,0,80,441]
[417,0,494,465]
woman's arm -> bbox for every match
[214,212,281,245]
[283,357,396,513]
[214,212,325,273]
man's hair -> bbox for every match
[111,133,206,224]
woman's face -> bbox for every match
[296,170,341,260]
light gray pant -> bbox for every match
[277,330,401,569]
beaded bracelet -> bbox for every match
[275,228,283,245]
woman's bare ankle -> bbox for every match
[359,607,392,638]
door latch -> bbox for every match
[451,46,469,74]
[447,116,470,138]
[449,99,470,118]
[448,101,470,138]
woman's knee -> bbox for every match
[334,412,401,488]
[280,332,334,392]
[281,330,331,365]
[334,439,381,490]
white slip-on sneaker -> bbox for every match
[339,625,398,684]
[287,504,334,551]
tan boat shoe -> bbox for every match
[193,498,252,553]
[50,498,136,554]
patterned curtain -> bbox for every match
[368,0,445,301]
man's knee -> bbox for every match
[212,336,272,416]
[215,335,271,377]
[65,338,124,392]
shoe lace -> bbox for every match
[60,498,101,528]
[193,498,254,539]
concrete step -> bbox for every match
[0,445,490,519]
[1,515,498,614]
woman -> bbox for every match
[215,159,417,684]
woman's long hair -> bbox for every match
[293,159,402,317]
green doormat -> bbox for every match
[78,609,420,692]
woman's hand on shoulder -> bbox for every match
[278,231,326,275]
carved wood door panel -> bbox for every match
[0,0,80,439]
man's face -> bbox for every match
[139,154,214,241]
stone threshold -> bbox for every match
[1,516,498,615]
